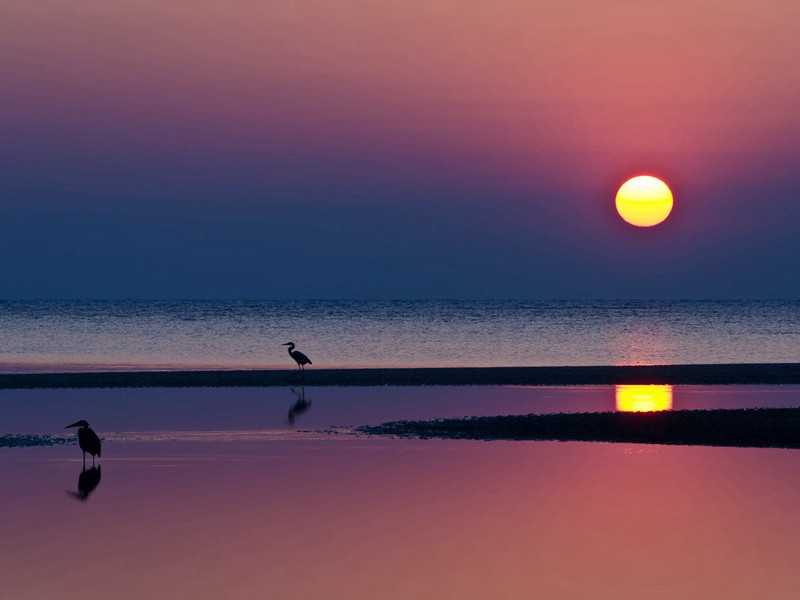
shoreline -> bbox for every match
[359,407,800,449]
[0,362,799,389]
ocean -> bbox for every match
[0,300,798,372]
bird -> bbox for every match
[282,342,312,374]
[65,420,102,466]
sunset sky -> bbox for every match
[2,0,799,298]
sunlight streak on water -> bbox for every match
[615,385,674,412]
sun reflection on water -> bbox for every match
[615,385,673,412]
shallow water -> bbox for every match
[3,385,800,434]
[2,385,800,599]
[1,300,799,372]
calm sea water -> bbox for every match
[0,300,798,372]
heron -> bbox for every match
[65,420,102,466]
[282,342,312,374]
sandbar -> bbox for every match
[359,406,800,448]
[0,362,799,389]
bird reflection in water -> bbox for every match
[287,386,312,426]
[68,466,102,501]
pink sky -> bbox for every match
[1,0,799,298]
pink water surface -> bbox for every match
[2,386,800,598]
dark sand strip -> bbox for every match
[0,434,74,448]
[0,363,799,389]
[359,407,800,449]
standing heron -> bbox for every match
[282,342,312,374]
[65,420,102,466]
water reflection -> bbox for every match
[615,385,673,412]
[287,387,312,426]
[68,466,102,501]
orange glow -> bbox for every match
[615,385,673,412]
[615,176,673,227]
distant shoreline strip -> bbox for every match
[359,407,800,449]
[0,363,799,389]
[0,434,74,448]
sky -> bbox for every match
[1,0,799,299]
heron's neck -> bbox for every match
[286,345,295,353]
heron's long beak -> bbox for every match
[282,342,291,346]
[65,421,82,429]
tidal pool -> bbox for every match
[2,385,800,599]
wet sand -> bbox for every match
[361,406,800,449]
[1,362,799,389]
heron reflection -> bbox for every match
[287,386,312,425]
[68,466,102,501]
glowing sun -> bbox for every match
[615,175,673,227]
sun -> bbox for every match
[615,175,673,227]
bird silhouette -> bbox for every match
[65,420,102,466]
[287,386,312,425]
[68,465,102,501]
[282,342,312,376]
